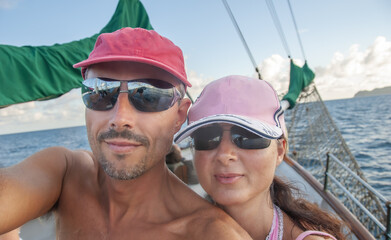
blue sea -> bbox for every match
[0,94,390,199]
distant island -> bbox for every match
[354,86,391,98]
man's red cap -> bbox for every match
[73,27,191,87]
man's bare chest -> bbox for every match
[55,216,192,240]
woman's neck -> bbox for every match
[222,195,275,240]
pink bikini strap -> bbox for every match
[267,206,280,240]
[295,230,337,240]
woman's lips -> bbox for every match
[104,139,142,153]
[214,173,244,184]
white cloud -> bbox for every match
[186,71,213,101]
[33,112,43,121]
[258,54,292,95]
[1,36,390,134]
[249,36,391,100]
[315,36,391,100]
[299,28,309,34]
[0,0,19,9]
[0,89,85,134]
[186,55,293,101]
[186,36,391,102]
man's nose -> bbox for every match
[109,91,137,130]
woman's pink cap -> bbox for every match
[174,75,285,143]
[73,27,191,87]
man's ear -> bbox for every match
[276,138,286,167]
[174,98,191,132]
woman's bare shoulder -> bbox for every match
[300,235,334,240]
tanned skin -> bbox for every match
[0,62,251,240]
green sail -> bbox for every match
[282,59,315,109]
[0,0,153,108]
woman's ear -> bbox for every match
[276,138,286,166]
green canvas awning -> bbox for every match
[0,0,153,108]
[282,59,315,109]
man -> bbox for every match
[0,28,250,239]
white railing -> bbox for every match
[325,153,391,240]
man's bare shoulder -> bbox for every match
[20,146,92,167]
[57,148,98,185]
[63,148,95,170]
[0,147,94,232]
[194,207,251,239]
[168,205,251,239]
[30,147,96,177]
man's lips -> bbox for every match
[104,139,142,153]
[214,173,244,184]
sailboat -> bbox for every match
[0,0,389,239]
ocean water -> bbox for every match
[0,126,90,168]
[0,94,390,199]
[324,94,391,199]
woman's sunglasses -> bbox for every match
[191,124,271,150]
[81,78,182,112]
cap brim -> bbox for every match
[73,56,192,87]
[174,114,283,144]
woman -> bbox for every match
[175,75,346,240]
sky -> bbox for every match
[0,0,390,135]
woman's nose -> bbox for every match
[215,131,238,165]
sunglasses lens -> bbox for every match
[82,79,120,111]
[81,78,180,112]
[191,125,272,150]
[231,126,271,149]
[128,80,178,112]
[192,125,222,150]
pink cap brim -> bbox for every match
[174,114,283,144]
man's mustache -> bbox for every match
[98,129,150,147]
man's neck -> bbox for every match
[98,160,172,223]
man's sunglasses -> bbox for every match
[191,124,271,151]
[81,78,182,112]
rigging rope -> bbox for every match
[221,0,262,79]
[286,0,307,60]
[265,0,291,58]
[220,1,385,236]
[268,1,386,237]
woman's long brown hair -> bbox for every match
[271,177,348,239]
